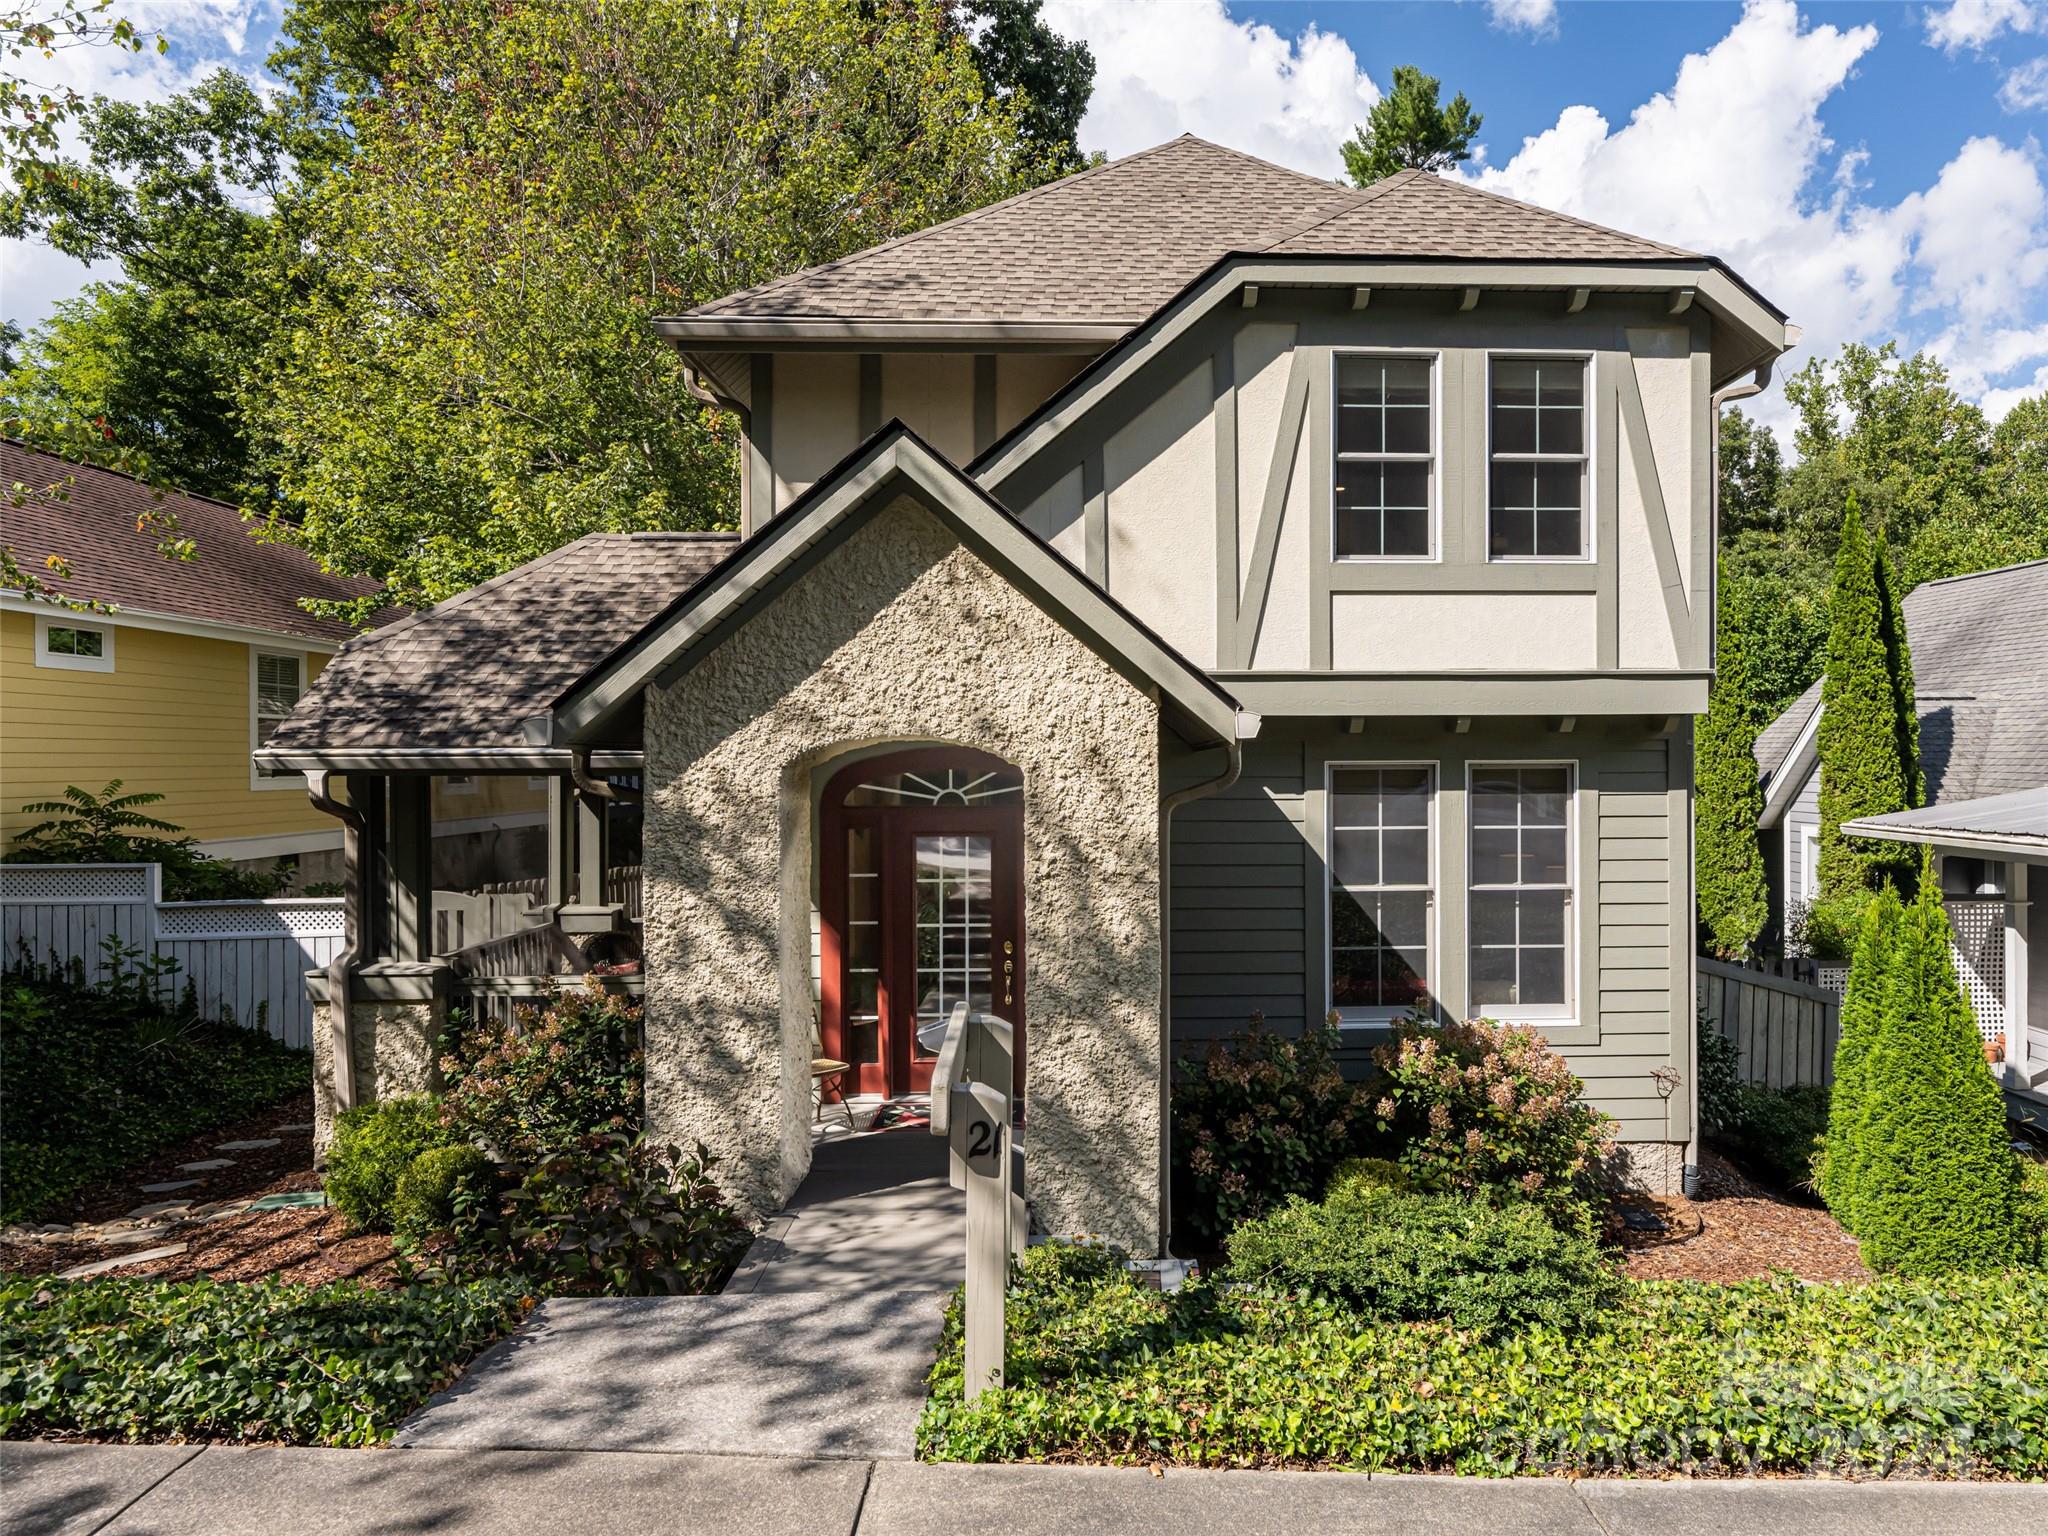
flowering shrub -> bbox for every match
[440,977,643,1157]
[1370,1015,1612,1230]
[1171,1013,1365,1244]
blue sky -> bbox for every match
[7,0,2047,438]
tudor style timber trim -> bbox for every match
[1235,346,1311,668]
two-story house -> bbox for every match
[258,137,1795,1253]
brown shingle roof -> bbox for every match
[1,441,376,645]
[680,138,1703,327]
[264,532,737,752]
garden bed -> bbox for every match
[918,1245,2048,1478]
[0,1275,528,1445]
[1610,1151,1870,1284]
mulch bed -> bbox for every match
[1,1091,399,1288]
[1610,1149,1870,1284]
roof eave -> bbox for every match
[653,317,1131,353]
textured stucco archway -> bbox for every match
[640,493,1165,1250]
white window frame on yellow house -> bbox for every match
[250,647,308,790]
[34,614,115,672]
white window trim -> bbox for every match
[1798,824,1821,904]
[33,614,115,672]
[441,774,479,797]
[250,648,307,791]
[1483,350,1597,565]
[1325,759,1440,1028]
[1329,347,1444,564]
[1464,759,1580,1024]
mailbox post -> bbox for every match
[931,1001,1019,1401]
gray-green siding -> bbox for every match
[1166,716,1692,1141]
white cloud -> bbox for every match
[1999,54,2048,108]
[1043,0,1376,178]
[1924,0,2042,53]
[1488,0,1560,37]
[1469,0,2048,432]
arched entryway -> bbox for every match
[818,746,1025,1101]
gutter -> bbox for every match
[306,770,367,1113]
[570,748,642,804]
[1154,712,1258,1252]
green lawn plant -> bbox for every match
[0,1276,527,1446]
[1848,869,2029,1274]
[918,1243,2048,1476]
[1223,1184,1619,1336]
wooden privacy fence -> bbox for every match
[1,863,343,1050]
[1697,956,1842,1089]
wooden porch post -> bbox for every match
[546,776,575,910]
[388,775,434,961]
[577,789,608,906]
[355,774,390,962]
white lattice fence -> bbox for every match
[1,863,341,1049]
[1946,898,2006,1043]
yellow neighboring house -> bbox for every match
[2,442,546,887]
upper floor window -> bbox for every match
[1489,357,1588,560]
[35,618,113,672]
[1334,354,1434,560]
[1329,763,1434,1022]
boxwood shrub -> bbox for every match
[0,1276,528,1446]
[324,1094,458,1232]
[919,1243,2048,1477]
[1223,1187,1620,1336]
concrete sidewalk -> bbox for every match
[7,1443,2044,1536]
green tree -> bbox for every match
[0,0,159,171]
[1815,500,1917,910]
[1852,864,2026,1274]
[1818,884,1902,1229]
[955,0,1095,173]
[1341,65,1480,186]
[1718,405,1784,540]
[243,0,1063,620]
[1694,558,1769,959]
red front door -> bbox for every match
[820,750,1025,1101]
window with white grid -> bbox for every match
[1489,357,1589,560]
[1328,764,1434,1021]
[1334,355,1435,559]
[1468,764,1575,1017]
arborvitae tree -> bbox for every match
[1872,532,1923,812]
[1818,884,1902,1229]
[1816,501,1916,905]
[1852,863,2025,1274]
[1695,558,1770,958]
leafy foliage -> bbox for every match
[920,1245,2048,1476]
[389,1143,493,1249]
[419,1134,747,1298]
[1224,1185,1620,1337]
[0,1,161,170]
[954,0,1095,173]
[4,780,293,899]
[1695,557,1770,958]
[1819,885,1903,1224]
[324,1094,456,1233]
[0,954,309,1222]
[1694,1011,1744,1139]
[0,1275,527,1445]
[1815,501,1918,918]
[1723,1083,1830,1194]
[1340,65,1480,184]
[1170,1015,1364,1244]
[243,0,1067,619]
[440,978,645,1158]
[1324,1156,1409,1201]
[1848,871,2030,1275]
[1369,1016,1612,1232]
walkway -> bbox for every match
[11,1443,2045,1536]
[397,1114,960,1460]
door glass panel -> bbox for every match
[845,826,881,1064]
[914,833,994,1057]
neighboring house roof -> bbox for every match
[1756,559,2048,824]
[1844,785,2048,860]
[553,422,1250,754]
[1,440,377,646]
[259,533,737,761]
[665,137,1738,337]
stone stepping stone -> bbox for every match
[244,1190,328,1212]
[139,1179,201,1195]
[102,1227,174,1247]
[177,1159,236,1172]
[60,1243,187,1280]
[125,1203,194,1221]
[214,1138,281,1152]
[272,1122,314,1133]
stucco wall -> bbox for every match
[310,998,442,1155]
[641,493,1166,1249]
